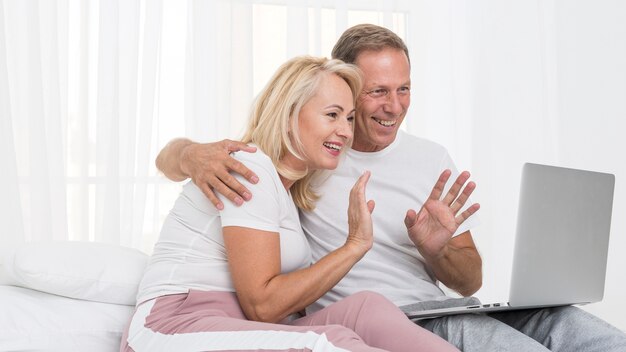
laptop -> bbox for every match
[403,162,615,320]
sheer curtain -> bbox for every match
[0,0,413,254]
[0,0,164,253]
[1,0,625,330]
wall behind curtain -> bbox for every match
[461,0,626,332]
[1,0,625,330]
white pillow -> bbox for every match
[0,264,19,286]
[4,241,149,305]
[0,285,133,352]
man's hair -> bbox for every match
[331,23,410,65]
[241,56,362,210]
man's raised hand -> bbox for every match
[404,170,480,260]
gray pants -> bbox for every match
[417,306,626,351]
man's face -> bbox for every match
[352,48,411,152]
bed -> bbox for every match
[0,241,148,352]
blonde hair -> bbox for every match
[241,56,362,210]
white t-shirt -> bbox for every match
[136,149,311,305]
[302,130,479,312]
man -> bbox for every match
[156,24,626,351]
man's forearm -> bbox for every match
[427,244,482,297]
[155,138,194,181]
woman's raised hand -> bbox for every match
[345,171,376,256]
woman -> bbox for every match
[120,56,458,351]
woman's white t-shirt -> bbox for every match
[136,149,311,305]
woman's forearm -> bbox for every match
[247,242,366,323]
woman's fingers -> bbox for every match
[367,199,376,214]
[350,170,371,203]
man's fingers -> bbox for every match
[210,174,244,206]
[404,209,418,229]
[223,139,257,153]
[197,181,223,210]
[216,169,252,201]
[442,171,470,205]
[455,203,481,224]
[450,181,476,214]
[227,159,259,184]
[429,169,452,200]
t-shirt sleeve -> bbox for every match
[219,153,283,234]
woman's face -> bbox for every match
[286,73,355,172]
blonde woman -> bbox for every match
[120,56,458,352]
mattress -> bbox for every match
[0,285,134,352]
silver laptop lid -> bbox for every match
[509,163,615,307]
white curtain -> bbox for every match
[1,0,164,253]
[1,0,625,330]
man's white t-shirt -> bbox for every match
[136,149,311,305]
[302,130,479,312]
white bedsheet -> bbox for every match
[0,285,134,352]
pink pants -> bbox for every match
[120,290,458,352]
